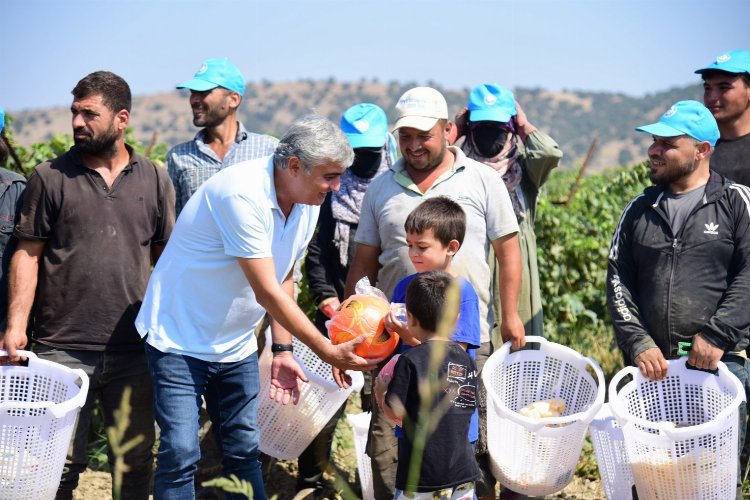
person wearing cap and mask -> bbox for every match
[297,103,398,497]
[607,100,750,498]
[168,57,278,216]
[695,50,750,187]
[345,87,524,499]
[0,108,26,331]
[452,84,561,498]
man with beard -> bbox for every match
[607,100,750,497]
[696,50,750,185]
[0,71,176,499]
[168,57,278,216]
[345,86,525,499]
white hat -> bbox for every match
[394,87,448,131]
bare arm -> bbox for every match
[1,240,44,360]
[344,243,380,297]
[491,233,525,349]
[237,257,378,372]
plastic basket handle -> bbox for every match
[0,348,38,362]
[489,337,607,430]
[0,349,89,419]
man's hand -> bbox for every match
[513,100,537,143]
[323,334,382,373]
[269,352,308,405]
[319,297,341,320]
[500,313,526,350]
[0,328,29,363]
[688,333,724,372]
[635,347,669,380]
[332,366,352,389]
[450,108,470,145]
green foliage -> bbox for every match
[202,474,253,498]
[536,161,651,379]
[1,111,167,177]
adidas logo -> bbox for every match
[704,222,719,235]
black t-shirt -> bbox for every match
[14,146,175,350]
[710,132,750,186]
[386,341,480,492]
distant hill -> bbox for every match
[8,79,701,171]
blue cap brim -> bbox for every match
[176,78,220,91]
[346,133,386,149]
[695,64,749,75]
[469,108,513,123]
[635,123,686,137]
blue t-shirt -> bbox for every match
[391,273,480,442]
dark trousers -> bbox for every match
[34,344,155,500]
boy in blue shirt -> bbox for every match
[384,196,481,439]
[376,270,480,498]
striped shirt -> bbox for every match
[167,122,278,214]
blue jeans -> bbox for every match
[33,344,155,500]
[144,344,265,500]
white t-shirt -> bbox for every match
[355,146,519,343]
[135,156,319,362]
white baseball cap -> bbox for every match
[393,87,448,131]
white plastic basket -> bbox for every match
[609,359,745,500]
[346,411,374,500]
[257,330,363,459]
[0,350,89,500]
[589,403,633,500]
[482,336,605,496]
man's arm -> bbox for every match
[237,256,378,372]
[166,152,186,216]
[304,209,341,318]
[606,202,667,380]
[491,233,525,349]
[0,239,44,360]
[344,243,380,298]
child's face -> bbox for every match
[406,229,456,273]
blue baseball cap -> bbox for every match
[635,100,720,146]
[695,49,750,75]
[0,107,4,134]
[340,103,388,148]
[177,58,245,96]
[468,84,517,123]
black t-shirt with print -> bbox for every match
[386,340,480,492]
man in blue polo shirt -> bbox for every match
[168,57,278,215]
[136,115,379,499]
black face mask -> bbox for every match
[350,147,383,179]
[469,124,509,158]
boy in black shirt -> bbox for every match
[375,270,480,499]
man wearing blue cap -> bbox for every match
[298,103,398,496]
[0,108,26,332]
[696,49,750,187]
[168,57,278,215]
[607,100,750,496]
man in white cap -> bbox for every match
[345,87,525,499]
[696,49,750,186]
[608,100,750,497]
[168,57,278,215]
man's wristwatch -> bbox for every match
[271,343,294,353]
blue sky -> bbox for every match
[2,0,748,112]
